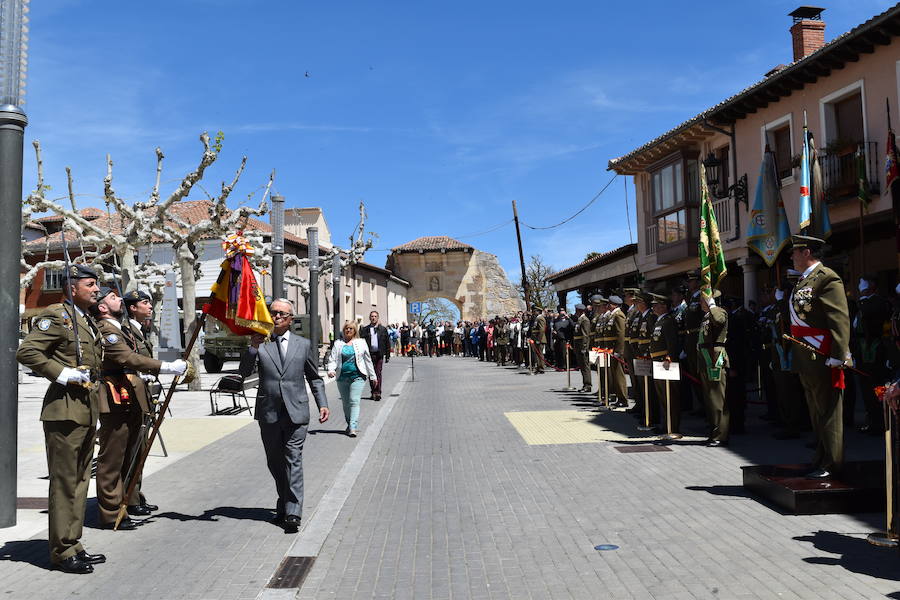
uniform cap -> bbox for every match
[69,264,99,280]
[672,284,688,295]
[123,289,152,306]
[590,294,607,305]
[790,234,825,251]
[608,295,623,305]
[648,292,669,305]
[574,303,586,311]
[622,287,640,296]
[685,269,701,281]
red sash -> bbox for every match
[789,325,844,389]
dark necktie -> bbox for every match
[276,334,286,364]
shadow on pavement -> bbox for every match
[148,506,274,524]
[794,530,900,584]
[308,429,351,436]
[0,539,52,570]
[685,484,753,498]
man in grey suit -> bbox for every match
[239,299,330,533]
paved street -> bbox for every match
[1,356,898,599]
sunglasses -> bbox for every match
[271,311,292,317]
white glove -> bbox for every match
[140,373,156,383]
[825,358,844,368]
[706,297,716,308]
[56,367,91,385]
[159,359,187,375]
[679,350,687,360]
[775,290,785,301]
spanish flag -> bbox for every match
[202,234,274,336]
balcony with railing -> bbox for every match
[644,196,735,258]
[821,141,880,203]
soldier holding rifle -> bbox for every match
[16,264,105,574]
[90,288,186,530]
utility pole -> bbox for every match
[512,200,529,312]
[270,194,285,300]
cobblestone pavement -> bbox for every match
[2,355,897,600]
[0,362,404,600]
[299,357,896,600]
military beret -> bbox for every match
[69,264,99,280]
[607,295,623,305]
[574,303,586,311]
[790,234,825,251]
[123,289,152,306]
[96,286,115,302]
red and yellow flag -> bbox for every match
[202,232,274,336]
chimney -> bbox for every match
[789,6,826,62]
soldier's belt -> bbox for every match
[636,338,650,344]
[650,350,669,358]
[597,337,615,342]
[624,337,633,343]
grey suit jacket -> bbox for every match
[239,332,328,425]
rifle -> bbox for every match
[114,312,206,530]
[59,227,96,388]
[782,334,869,377]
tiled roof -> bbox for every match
[390,236,473,253]
[546,243,638,282]
[608,3,900,171]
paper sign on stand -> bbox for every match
[652,361,681,381]
[632,358,653,377]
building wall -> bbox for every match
[632,36,900,289]
[386,278,410,325]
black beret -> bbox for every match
[96,286,115,302]
[123,289,152,306]
[69,264,99,280]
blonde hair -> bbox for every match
[342,320,359,339]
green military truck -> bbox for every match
[201,314,317,373]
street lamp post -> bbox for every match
[270,194,285,300]
[307,227,319,350]
[0,0,29,529]
[332,253,341,343]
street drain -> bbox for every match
[594,544,619,551]
[266,556,315,589]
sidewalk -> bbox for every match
[0,361,405,599]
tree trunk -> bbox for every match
[177,244,201,391]
[119,247,137,292]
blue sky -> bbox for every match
[22,0,896,283]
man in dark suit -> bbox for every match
[240,299,329,533]
[360,310,391,400]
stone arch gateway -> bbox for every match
[386,236,525,321]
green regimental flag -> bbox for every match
[698,162,727,297]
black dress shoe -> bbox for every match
[127,505,152,516]
[271,514,285,526]
[55,555,93,574]
[805,469,831,479]
[707,440,728,447]
[102,517,136,530]
[141,502,159,512]
[76,550,106,564]
[283,515,300,533]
